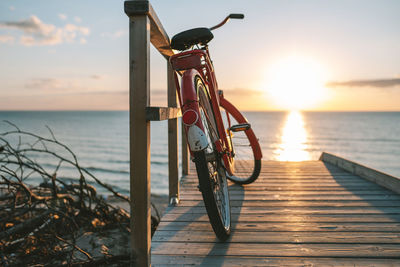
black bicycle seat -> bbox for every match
[171,27,214,51]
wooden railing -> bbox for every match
[320,152,400,194]
[124,1,189,265]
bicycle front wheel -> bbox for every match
[193,76,231,241]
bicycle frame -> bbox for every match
[170,48,232,174]
[170,47,262,175]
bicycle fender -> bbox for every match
[187,125,209,151]
[181,69,209,152]
[220,97,263,160]
[181,69,201,107]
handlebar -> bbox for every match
[229,14,244,19]
[209,13,244,31]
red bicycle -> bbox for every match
[170,14,262,240]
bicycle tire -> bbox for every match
[222,108,261,185]
[193,76,231,241]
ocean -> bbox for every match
[1,111,399,196]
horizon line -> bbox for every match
[0,109,399,112]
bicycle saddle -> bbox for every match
[171,27,214,51]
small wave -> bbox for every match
[109,159,130,164]
[85,167,129,174]
[151,160,167,166]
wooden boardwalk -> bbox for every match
[152,160,400,266]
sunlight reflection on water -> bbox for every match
[274,111,311,161]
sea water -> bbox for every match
[1,111,399,196]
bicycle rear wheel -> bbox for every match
[193,76,231,241]
[222,108,261,184]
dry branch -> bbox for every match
[0,123,160,266]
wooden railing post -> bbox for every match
[128,14,151,266]
[125,1,185,265]
[167,63,179,205]
[182,122,190,175]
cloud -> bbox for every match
[64,23,89,35]
[76,90,127,96]
[1,16,55,36]
[0,15,90,46]
[9,6,15,11]
[0,35,14,44]
[0,92,128,110]
[63,23,90,43]
[24,77,117,95]
[74,17,82,23]
[58,14,67,20]
[326,78,400,88]
[25,78,66,90]
[24,78,85,93]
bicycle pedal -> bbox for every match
[229,123,251,132]
[197,185,202,192]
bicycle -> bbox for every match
[169,14,263,241]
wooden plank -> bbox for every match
[145,106,181,121]
[181,186,387,192]
[161,213,400,223]
[128,14,151,266]
[153,230,400,244]
[180,190,395,196]
[157,221,400,232]
[182,181,378,187]
[151,242,400,258]
[167,62,179,204]
[190,174,359,178]
[321,152,400,194]
[197,186,389,192]
[184,175,368,181]
[151,255,400,266]
[184,177,367,182]
[124,0,174,58]
[164,206,400,215]
[176,199,400,207]
[179,193,400,201]
[184,173,368,178]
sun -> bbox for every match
[263,56,329,110]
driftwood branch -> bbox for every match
[0,123,161,266]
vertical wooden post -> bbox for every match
[167,63,179,204]
[128,15,151,266]
[182,122,190,175]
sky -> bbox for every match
[0,0,399,111]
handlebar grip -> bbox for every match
[229,14,244,19]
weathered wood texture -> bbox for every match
[125,0,173,58]
[128,14,151,266]
[125,1,189,264]
[167,62,179,203]
[321,152,400,194]
[145,107,181,121]
[181,121,189,176]
[152,160,400,265]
